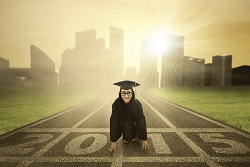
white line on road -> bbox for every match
[140,96,222,167]
[146,93,250,139]
[111,139,124,167]
[19,127,234,133]
[1,156,250,163]
[16,97,114,167]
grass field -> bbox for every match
[0,86,104,135]
[147,86,250,132]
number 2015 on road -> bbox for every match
[0,133,249,155]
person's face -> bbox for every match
[120,89,133,103]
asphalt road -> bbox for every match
[0,92,249,167]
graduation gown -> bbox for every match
[110,98,147,142]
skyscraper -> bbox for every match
[31,45,58,86]
[161,34,185,87]
[183,56,205,86]
[60,29,106,87]
[59,27,124,87]
[0,45,58,88]
[212,55,232,86]
[107,26,124,83]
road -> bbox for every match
[0,92,249,167]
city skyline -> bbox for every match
[1,0,250,73]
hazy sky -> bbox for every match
[1,0,250,72]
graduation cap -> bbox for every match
[113,80,140,90]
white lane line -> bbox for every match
[0,96,104,141]
[1,156,250,163]
[111,139,124,167]
[19,128,234,133]
[122,156,203,162]
[16,97,113,167]
[0,157,112,162]
[212,157,250,162]
[141,96,176,128]
[0,156,202,163]
[146,93,250,139]
[140,96,222,167]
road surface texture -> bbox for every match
[0,92,249,167]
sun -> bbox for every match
[151,34,170,54]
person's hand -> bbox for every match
[108,142,117,152]
[141,140,149,149]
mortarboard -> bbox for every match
[113,80,140,90]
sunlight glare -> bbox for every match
[151,34,170,55]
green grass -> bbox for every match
[0,86,104,135]
[147,86,250,132]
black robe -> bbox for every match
[110,98,147,142]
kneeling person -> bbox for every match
[109,80,149,152]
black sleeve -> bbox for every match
[135,99,148,140]
[110,99,122,142]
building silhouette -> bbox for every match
[232,65,250,85]
[60,29,106,87]
[183,56,205,86]
[138,34,207,88]
[59,26,124,87]
[136,33,241,88]
[1,28,249,88]
[204,63,212,86]
[0,45,58,88]
[211,55,232,86]
[107,26,124,83]
[0,57,9,69]
[161,34,185,87]
[31,45,58,86]
[138,39,159,88]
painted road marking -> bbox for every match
[0,132,249,165]
[1,156,250,163]
[64,134,107,155]
[198,133,250,154]
[2,131,247,156]
[0,134,54,155]
[111,140,124,167]
[18,128,235,133]
[140,96,249,167]
[14,97,114,167]
[148,133,172,154]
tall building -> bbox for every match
[59,26,124,87]
[205,63,212,86]
[161,34,185,87]
[59,48,76,85]
[183,56,205,86]
[232,65,250,85]
[30,45,58,86]
[138,39,158,88]
[60,29,106,87]
[0,57,9,69]
[107,26,124,83]
[0,45,58,88]
[212,55,232,86]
